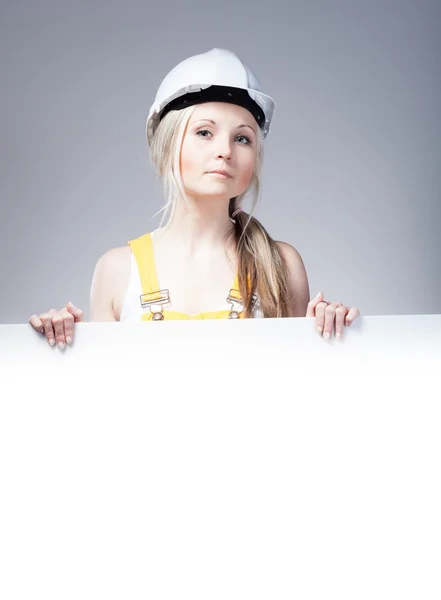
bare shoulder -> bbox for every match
[93,245,131,281]
[90,245,132,321]
[275,241,311,317]
[275,241,307,280]
[99,245,131,266]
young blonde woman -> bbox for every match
[29,48,360,348]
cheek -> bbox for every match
[179,139,194,180]
[180,137,204,182]
[237,155,256,188]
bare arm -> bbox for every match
[90,247,131,322]
[276,241,311,317]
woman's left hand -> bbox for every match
[306,292,360,340]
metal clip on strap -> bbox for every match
[226,289,258,319]
[140,289,171,321]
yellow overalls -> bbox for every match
[128,233,255,321]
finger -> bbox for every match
[345,307,360,326]
[60,308,75,344]
[323,303,338,340]
[51,313,67,348]
[67,302,84,322]
[29,314,44,334]
[39,312,56,346]
[315,301,329,334]
[335,306,349,339]
[305,292,324,318]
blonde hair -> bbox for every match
[148,105,291,318]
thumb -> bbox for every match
[67,301,84,322]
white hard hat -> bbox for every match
[146,48,275,146]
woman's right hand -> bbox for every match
[29,302,84,349]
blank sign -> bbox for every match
[0,315,440,599]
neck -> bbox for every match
[158,195,236,253]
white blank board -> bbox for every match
[0,315,440,599]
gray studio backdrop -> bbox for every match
[1,0,440,324]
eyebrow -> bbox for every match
[192,119,256,134]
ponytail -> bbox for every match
[227,199,291,318]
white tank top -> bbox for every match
[120,238,264,322]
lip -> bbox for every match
[207,170,233,178]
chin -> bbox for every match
[184,181,243,202]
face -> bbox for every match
[179,102,258,202]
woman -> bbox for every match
[29,48,360,348]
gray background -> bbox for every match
[1,0,440,324]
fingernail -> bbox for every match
[336,332,341,339]
[324,332,330,341]
[66,336,72,344]
[317,326,323,334]
[57,342,65,350]
[48,338,55,346]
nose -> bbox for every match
[214,134,232,160]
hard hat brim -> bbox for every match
[146,83,275,146]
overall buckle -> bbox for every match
[139,289,170,321]
[226,289,258,319]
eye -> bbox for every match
[236,135,252,146]
[195,129,252,146]
[195,128,212,138]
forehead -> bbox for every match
[189,102,255,126]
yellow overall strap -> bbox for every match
[231,272,240,294]
[128,233,161,299]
